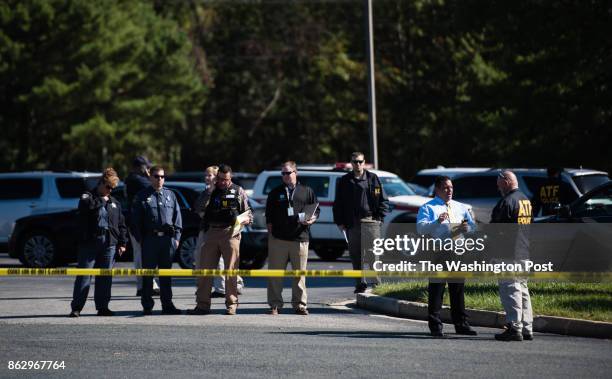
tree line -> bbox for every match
[2,0,611,179]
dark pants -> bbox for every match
[141,236,175,310]
[71,239,115,312]
[428,281,468,332]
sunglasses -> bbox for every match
[153,175,165,179]
[352,160,364,164]
[281,171,294,176]
[498,172,507,180]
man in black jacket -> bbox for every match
[532,167,572,217]
[69,168,127,318]
[332,152,389,293]
[125,155,159,296]
[265,161,320,315]
[491,170,534,341]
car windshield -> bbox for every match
[233,177,256,190]
[572,174,610,194]
[411,174,437,187]
[380,177,416,197]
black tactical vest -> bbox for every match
[204,184,241,226]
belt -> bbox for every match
[150,230,170,237]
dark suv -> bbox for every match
[450,168,610,222]
[8,181,268,269]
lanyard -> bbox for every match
[285,185,296,207]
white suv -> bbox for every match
[0,172,101,246]
[251,167,433,260]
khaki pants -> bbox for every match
[195,227,240,310]
[499,278,533,333]
[267,235,308,310]
[196,230,244,293]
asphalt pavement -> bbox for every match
[1,252,611,378]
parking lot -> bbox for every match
[1,250,612,377]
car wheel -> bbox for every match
[239,252,267,269]
[20,231,57,268]
[177,235,198,269]
[314,247,345,261]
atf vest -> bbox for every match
[204,184,241,226]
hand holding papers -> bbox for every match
[299,202,319,225]
[232,211,251,237]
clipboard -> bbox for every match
[301,202,319,222]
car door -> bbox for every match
[570,184,612,223]
[298,174,333,240]
[0,177,46,243]
[560,184,612,271]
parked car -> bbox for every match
[405,181,430,197]
[251,165,435,261]
[0,171,101,249]
[531,181,612,272]
[8,181,268,269]
[410,167,490,189]
[451,168,610,222]
[535,181,612,224]
[166,171,257,196]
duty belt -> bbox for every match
[151,229,170,237]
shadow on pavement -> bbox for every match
[271,330,487,341]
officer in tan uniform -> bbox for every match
[188,164,252,315]
[193,165,244,296]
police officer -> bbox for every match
[188,164,251,316]
[69,168,127,317]
[491,170,534,341]
[532,168,570,216]
[416,175,477,337]
[125,155,160,296]
[266,161,319,315]
[332,152,389,293]
[132,166,183,315]
[193,165,245,297]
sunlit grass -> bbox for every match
[373,281,612,322]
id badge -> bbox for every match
[287,207,294,217]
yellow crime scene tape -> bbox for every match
[0,268,610,281]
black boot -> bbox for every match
[495,324,523,341]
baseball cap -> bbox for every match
[133,155,152,168]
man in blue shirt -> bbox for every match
[416,175,477,337]
[132,166,183,315]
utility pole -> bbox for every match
[365,0,379,169]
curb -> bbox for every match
[356,293,612,339]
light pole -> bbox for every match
[365,0,379,169]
